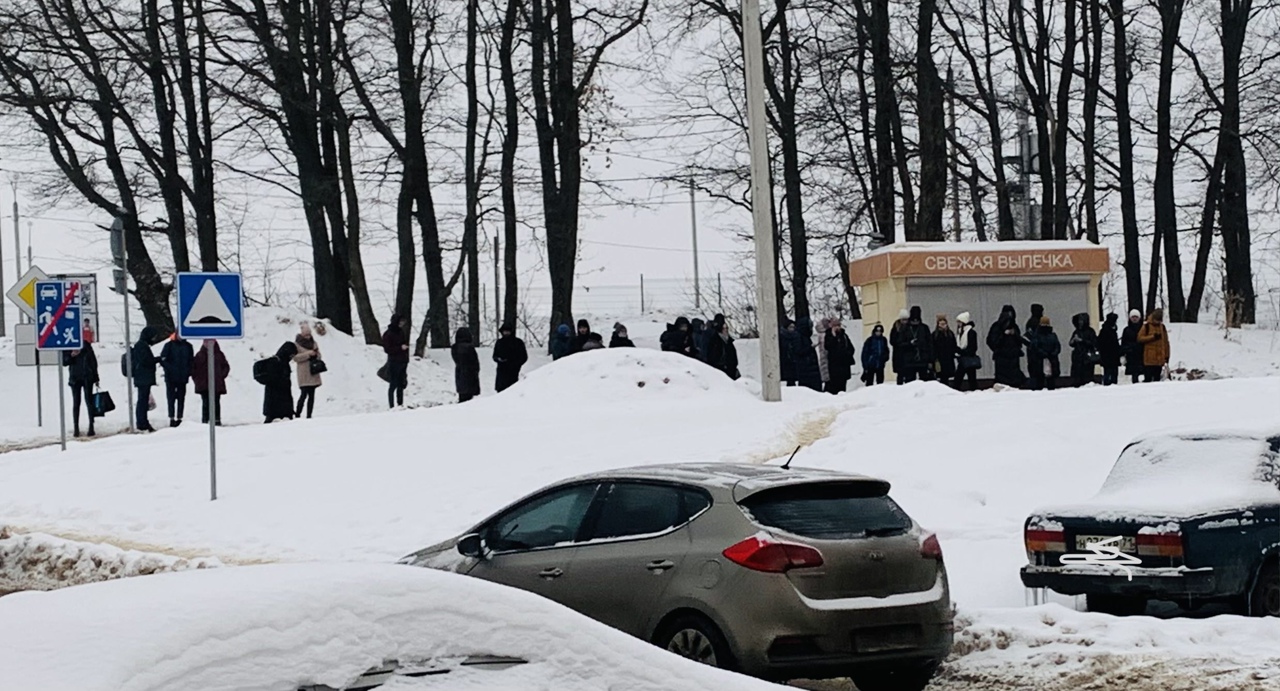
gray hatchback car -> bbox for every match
[401,463,953,690]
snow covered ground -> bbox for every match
[1,314,1279,689]
[0,562,778,691]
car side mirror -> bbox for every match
[457,533,485,559]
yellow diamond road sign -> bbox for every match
[6,265,49,320]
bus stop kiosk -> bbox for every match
[848,241,1111,381]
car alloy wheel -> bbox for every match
[667,628,717,666]
[1251,560,1280,617]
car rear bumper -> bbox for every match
[1020,564,1216,597]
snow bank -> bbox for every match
[504,348,755,403]
[0,528,222,592]
[0,563,778,691]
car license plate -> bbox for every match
[853,625,921,653]
[1074,535,1136,553]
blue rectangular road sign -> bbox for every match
[35,281,84,351]
[176,273,244,340]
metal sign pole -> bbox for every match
[122,225,135,433]
[35,346,43,427]
[208,342,217,501]
[57,358,66,451]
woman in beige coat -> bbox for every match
[293,322,323,418]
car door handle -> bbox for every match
[646,559,676,572]
[538,567,564,580]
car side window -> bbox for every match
[487,484,600,553]
[588,483,692,541]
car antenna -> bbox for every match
[780,445,802,470]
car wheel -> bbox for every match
[1085,594,1148,616]
[849,659,941,691]
[656,615,736,671]
[1249,559,1280,617]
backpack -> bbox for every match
[252,357,274,385]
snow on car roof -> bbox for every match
[1038,431,1280,520]
[564,462,884,491]
[0,563,777,691]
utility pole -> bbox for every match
[0,183,6,338]
[689,178,700,310]
[742,0,782,402]
[12,179,21,320]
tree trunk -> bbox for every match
[500,0,520,329]
[1110,0,1144,310]
[1154,0,1186,320]
[866,0,897,244]
[141,0,191,274]
[336,102,380,343]
[1051,0,1076,242]
[464,0,481,341]
[770,3,809,320]
[1185,137,1224,322]
[915,0,946,242]
[173,0,218,271]
[1081,0,1102,244]
[835,248,862,320]
[1219,0,1255,325]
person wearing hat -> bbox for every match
[550,323,573,360]
[1119,309,1144,384]
[661,316,699,359]
[452,327,481,403]
[704,319,740,380]
[823,318,855,394]
[954,312,980,390]
[861,323,889,386]
[889,308,910,383]
[160,332,195,427]
[381,314,411,408]
[1098,313,1122,386]
[609,322,635,348]
[932,314,958,385]
[1137,308,1171,382]
[492,323,528,392]
[1068,313,1100,387]
[1026,315,1061,391]
[987,304,1026,388]
[897,306,933,384]
[779,318,799,386]
[570,319,595,355]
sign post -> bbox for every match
[7,264,50,426]
[35,280,84,451]
[176,272,243,501]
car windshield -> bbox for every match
[739,481,911,540]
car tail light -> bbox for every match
[1137,532,1184,557]
[920,533,943,560]
[723,536,824,573]
[1025,529,1066,553]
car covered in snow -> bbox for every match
[0,563,780,691]
[400,462,954,690]
[1020,431,1280,617]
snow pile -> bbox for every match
[0,563,779,691]
[1041,433,1280,519]
[505,348,754,403]
[944,604,1280,690]
[0,527,222,592]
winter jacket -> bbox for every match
[824,329,856,385]
[193,343,230,395]
[861,334,889,372]
[1138,320,1170,367]
[897,321,934,372]
[493,334,528,392]
[957,325,979,359]
[609,323,635,348]
[1027,325,1062,378]
[933,328,958,377]
[1098,316,1122,368]
[691,321,711,362]
[382,325,410,364]
[160,338,195,385]
[1068,313,1099,366]
[64,343,99,387]
[704,331,740,379]
[1120,321,1144,374]
[889,320,908,373]
[131,326,160,388]
[779,327,802,382]
[791,318,823,390]
[293,335,323,388]
[550,329,573,360]
[1024,304,1045,342]
[814,322,831,384]
[988,306,1026,387]
[262,342,297,420]
[452,328,482,399]
[660,326,698,358]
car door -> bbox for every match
[554,482,703,636]
[465,482,602,605]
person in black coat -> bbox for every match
[1068,312,1100,388]
[452,327,481,403]
[888,309,909,384]
[1098,313,1122,386]
[691,318,709,361]
[1026,316,1062,390]
[1025,304,1045,342]
[779,319,801,385]
[954,312,980,391]
[64,342,99,437]
[160,334,195,427]
[550,324,573,360]
[609,322,635,348]
[492,324,528,393]
[792,317,823,391]
[1120,309,1143,384]
[704,320,740,380]
[131,325,160,431]
[262,341,298,423]
[661,317,699,359]
[382,314,411,408]
[571,319,593,355]
[861,324,890,386]
[987,304,1026,388]
[932,315,958,385]
[897,307,934,384]
[823,318,856,394]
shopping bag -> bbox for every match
[92,390,116,417]
[377,364,390,382]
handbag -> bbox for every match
[310,359,328,375]
[377,364,390,382]
[1086,349,1101,365]
[92,389,116,417]
[959,354,982,370]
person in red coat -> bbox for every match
[192,339,230,425]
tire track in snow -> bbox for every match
[734,402,860,466]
